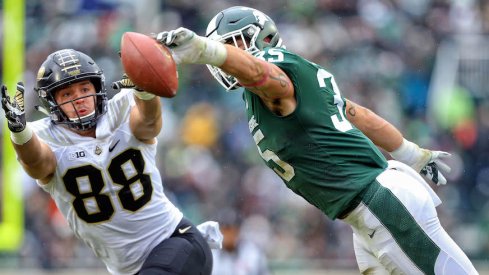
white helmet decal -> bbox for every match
[252,10,269,27]
[206,16,218,37]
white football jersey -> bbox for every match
[30,89,183,275]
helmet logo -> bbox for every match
[37,66,46,81]
[55,49,82,76]
[252,11,268,27]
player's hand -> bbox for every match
[155,27,195,48]
[1,82,27,133]
[154,27,226,66]
[112,74,143,91]
[389,139,451,186]
[112,74,156,100]
[404,148,451,186]
[419,151,451,186]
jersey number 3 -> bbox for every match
[63,148,152,223]
[317,69,352,132]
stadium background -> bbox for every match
[1,0,489,274]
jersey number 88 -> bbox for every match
[63,148,152,223]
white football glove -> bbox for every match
[390,139,452,186]
[154,27,227,66]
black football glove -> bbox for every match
[112,74,143,91]
[112,74,156,100]
[1,82,27,133]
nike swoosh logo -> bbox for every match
[368,229,376,239]
[178,226,192,234]
[108,139,120,152]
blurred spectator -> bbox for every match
[212,209,270,275]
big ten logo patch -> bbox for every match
[69,150,86,160]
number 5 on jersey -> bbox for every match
[249,116,295,182]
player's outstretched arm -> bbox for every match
[1,82,56,183]
[155,27,294,100]
[345,99,451,185]
[112,74,162,142]
[220,46,294,100]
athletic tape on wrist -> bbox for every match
[134,90,156,100]
[389,138,422,165]
[204,39,227,67]
[11,126,33,145]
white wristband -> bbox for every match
[134,90,156,100]
[11,125,33,145]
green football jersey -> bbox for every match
[244,47,388,219]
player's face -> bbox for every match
[225,37,248,50]
[54,80,97,120]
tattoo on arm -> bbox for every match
[270,73,288,88]
[248,72,288,92]
[347,104,357,117]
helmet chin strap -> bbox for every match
[69,110,96,122]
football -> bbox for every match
[120,32,178,98]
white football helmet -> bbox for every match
[205,6,283,90]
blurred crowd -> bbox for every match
[1,0,489,272]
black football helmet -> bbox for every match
[205,6,283,90]
[35,49,107,131]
